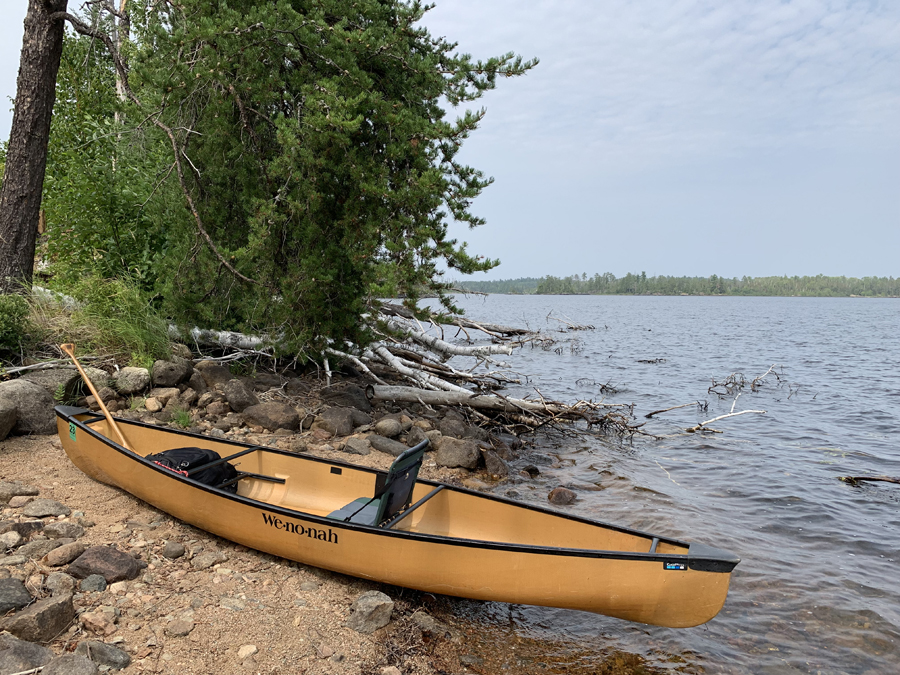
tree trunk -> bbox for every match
[0,0,67,294]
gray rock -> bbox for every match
[79,574,108,592]
[43,654,99,675]
[195,362,233,388]
[187,371,209,396]
[0,518,43,536]
[411,610,442,635]
[42,541,87,567]
[222,379,259,413]
[482,449,509,478]
[317,407,355,436]
[0,593,75,642]
[342,437,371,455]
[162,541,185,559]
[151,357,193,387]
[179,387,198,407]
[16,539,66,560]
[0,531,22,549]
[23,498,71,518]
[368,435,409,458]
[0,633,54,674]
[406,425,428,448]
[350,409,372,427]
[0,578,31,614]
[196,391,223,409]
[21,368,79,397]
[0,404,16,441]
[374,418,402,438]
[147,387,180,405]
[548,486,577,505]
[0,482,40,504]
[345,590,394,634]
[0,555,27,566]
[0,379,56,435]
[44,521,85,539]
[435,437,480,469]
[191,551,227,570]
[320,384,372,412]
[219,597,246,611]
[438,418,467,439]
[114,366,151,395]
[75,640,132,670]
[68,546,142,583]
[243,402,300,432]
[45,572,77,596]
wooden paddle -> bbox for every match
[59,343,131,450]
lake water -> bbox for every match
[439,295,899,675]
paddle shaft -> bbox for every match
[59,343,131,450]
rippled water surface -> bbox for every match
[441,295,899,675]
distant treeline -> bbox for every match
[455,273,900,297]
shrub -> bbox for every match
[0,294,30,351]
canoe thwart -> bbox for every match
[187,446,262,477]
[216,471,286,490]
[382,485,446,530]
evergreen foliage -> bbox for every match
[454,274,899,297]
[40,0,536,355]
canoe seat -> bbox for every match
[327,440,429,526]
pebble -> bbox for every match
[162,541,186,559]
[22,499,71,518]
[166,618,195,637]
[80,575,108,592]
[7,496,33,508]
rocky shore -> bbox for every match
[0,353,658,674]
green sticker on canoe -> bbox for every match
[69,422,76,441]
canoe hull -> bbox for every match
[57,409,737,627]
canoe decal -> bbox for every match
[69,422,77,441]
[665,562,687,570]
[261,512,339,544]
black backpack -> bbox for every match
[145,447,239,493]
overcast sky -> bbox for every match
[2,0,898,279]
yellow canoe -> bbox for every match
[56,405,739,628]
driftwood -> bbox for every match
[645,402,702,419]
[368,385,647,437]
[685,394,766,433]
[839,475,900,486]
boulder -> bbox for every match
[342,437,371,455]
[23,498,71,518]
[75,640,132,670]
[43,654,99,675]
[368,435,409,458]
[405,426,428,448]
[187,371,209,396]
[0,593,75,642]
[147,387,180,405]
[21,367,79,397]
[42,541,88,567]
[435,437,480,469]
[320,384,372,412]
[114,367,151,395]
[548,486,577,505]
[44,521,85,540]
[195,361,233,388]
[374,418,402,438]
[0,404,15,441]
[0,379,56,435]
[68,546,143,583]
[0,578,32,614]
[482,449,509,478]
[438,418,467,440]
[345,590,394,634]
[349,409,372,427]
[151,357,193,387]
[0,633,54,674]
[316,408,355,437]
[222,379,259,413]
[243,402,300,432]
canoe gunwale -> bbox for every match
[56,406,739,572]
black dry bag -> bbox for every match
[144,447,239,493]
